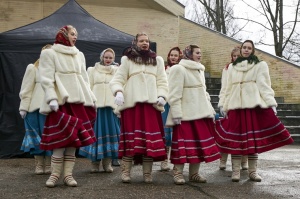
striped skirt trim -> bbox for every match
[40,103,96,150]
[213,107,293,155]
[170,118,221,164]
[118,103,167,162]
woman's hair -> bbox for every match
[166,47,182,68]
[225,46,240,69]
[34,44,52,67]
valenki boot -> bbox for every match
[161,147,170,171]
[189,163,207,183]
[219,153,228,170]
[90,161,100,173]
[63,155,77,187]
[121,156,133,183]
[143,157,153,183]
[34,155,44,175]
[241,155,249,170]
[173,164,185,185]
[248,155,262,182]
[44,156,52,174]
[102,158,113,173]
[231,155,242,182]
[46,156,64,187]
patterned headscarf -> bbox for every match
[54,25,76,46]
[123,33,157,66]
[166,47,182,68]
[182,45,200,61]
[100,48,115,65]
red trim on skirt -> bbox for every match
[214,107,293,155]
[119,103,167,163]
[40,103,96,150]
[170,118,221,164]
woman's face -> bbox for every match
[169,50,180,64]
[232,51,240,62]
[241,42,253,58]
[103,51,114,66]
[68,28,77,46]
[192,48,201,62]
[136,35,150,50]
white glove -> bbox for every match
[272,106,277,115]
[19,110,27,119]
[115,92,124,106]
[49,100,59,112]
[173,118,182,125]
[157,97,166,106]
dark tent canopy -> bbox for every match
[0,0,155,158]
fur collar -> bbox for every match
[179,59,205,71]
[95,62,114,74]
[233,60,255,72]
[52,44,79,55]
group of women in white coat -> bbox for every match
[19,24,293,187]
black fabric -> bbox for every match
[0,0,156,158]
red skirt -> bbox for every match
[214,107,293,155]
[170,118,221,164]
[40,103,96,150]
[119,103,167,162]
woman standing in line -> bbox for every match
[214,40,293,182]
[39,25,97,187]
[110,32,168,183]
[166,45,221,185]
[19,44,52,175]
[218,46,248,171]
[160,47,182,171]
[79,48,120,173]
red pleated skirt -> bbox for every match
[214,107,293,155]
[170,118,221,164]
[40,103,96,150]
[118,103,167,162]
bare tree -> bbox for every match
[240,0,300,63]
[187,0,248,39]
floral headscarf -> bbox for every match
[182,45,194,60]
[123,33,157,66]
[54,25,76,46]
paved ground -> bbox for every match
[0,145,299,199]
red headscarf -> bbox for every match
[54,26,72,46]
[166,47,182,68]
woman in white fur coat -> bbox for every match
[214,40,293,182]
[38,25,97,188]
[109,33,168,183]
[217,46,248,171]
[19,44,52,175]
[166,45,221,185]
[160,47,182,171]
[79,48,120,173]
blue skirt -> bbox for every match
[161,103,172,146]
[20,110,52,156]
[79,107,120,162]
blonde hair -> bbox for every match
[34,44,52,67]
